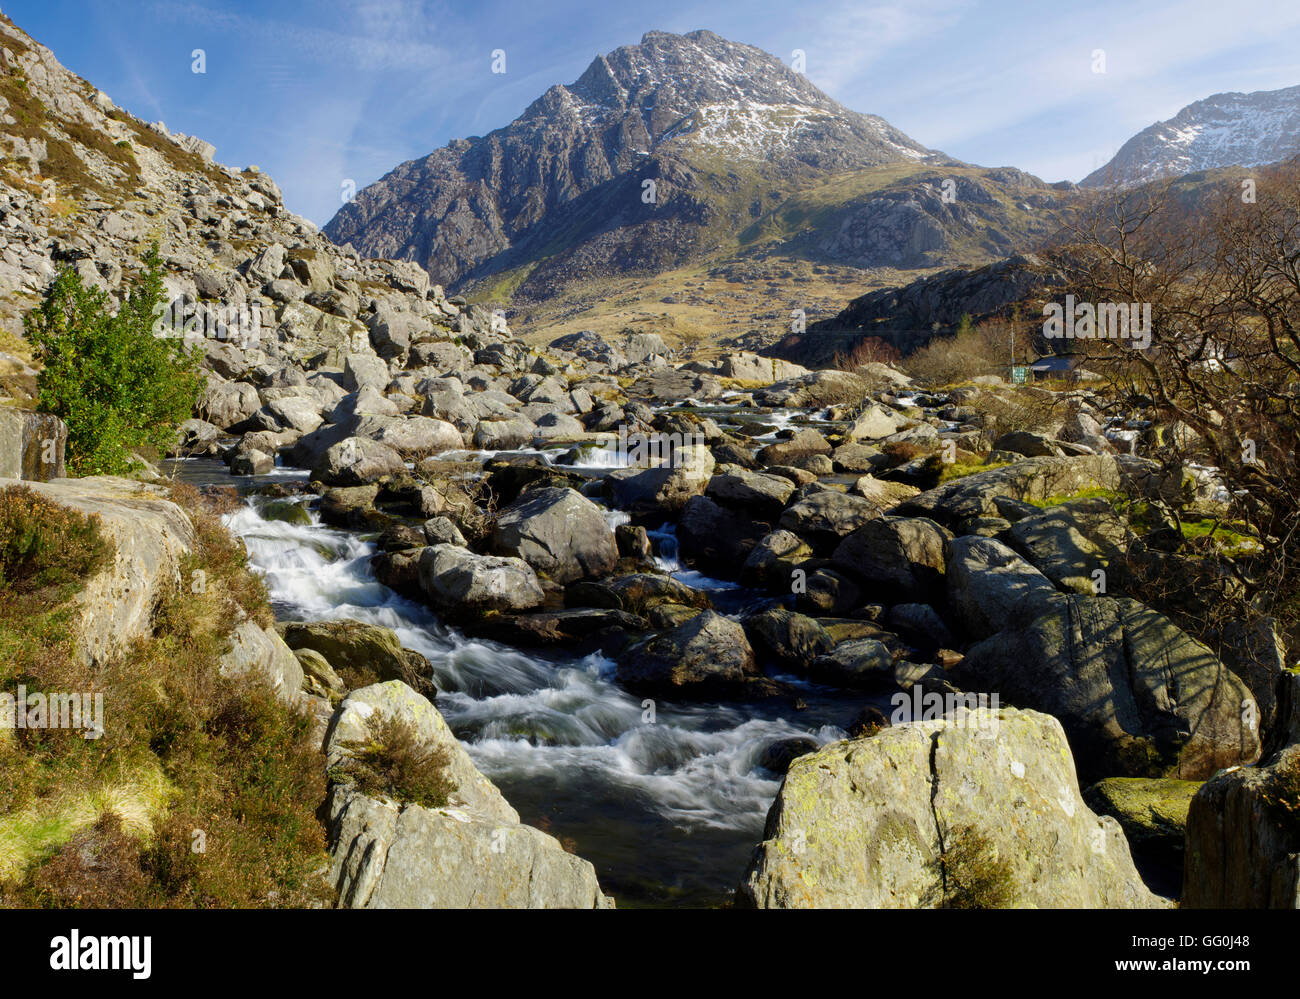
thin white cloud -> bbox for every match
[149,0,450,72]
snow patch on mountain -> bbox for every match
[1083,83,1300,187]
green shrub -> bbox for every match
[332,713,457,809]
[25,243,205,476]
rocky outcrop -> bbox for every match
[326,681,612,908]
[1,476,195,666]
[0,409,66,481]
[739,707,1162,908]
[1182,742,1300,908]
[955,594,1261,780]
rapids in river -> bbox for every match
[166,405,881,907]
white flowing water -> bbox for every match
[220,498,851,906]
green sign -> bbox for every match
[1012,365,1029,385]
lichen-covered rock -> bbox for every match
[739,707,1163,908]
[1084,777,1201,869]
[326,681,613,908]
[896,455,1123,525]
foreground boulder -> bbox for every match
[956,594,1261,780]
[491,487,617,584]
[738,707,1162,908]
[327,681,612,908]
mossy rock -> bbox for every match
[261,498,311,526]
[1083,777,1202,865]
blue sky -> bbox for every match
[9,0,1300,225]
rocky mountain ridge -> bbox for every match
[1083,83,1300,187]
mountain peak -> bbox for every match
[1083,82,1300,187]
[324,28,942,294]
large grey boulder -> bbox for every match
[418,544,545,614]
[201,379,261,429]
[848,404,904,441]
[491,487,617,584]
[739,707,1163,908]
[744,607,834,671]
[758,428,832,467]
[252,394,324,434]
[717,352,807,383]
[779,490,881,548]
[706,466,795,516]
[956,594,1261,781]
[607,443,714,516]
[472,416,537,450]
[364,415,463,458]
[831,516,948,603]
[343,352,390,392]
[311,436,405,486]
[327,681,612,908]
[946,536,1064,641]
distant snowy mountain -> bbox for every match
[1082,84,1300,187]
